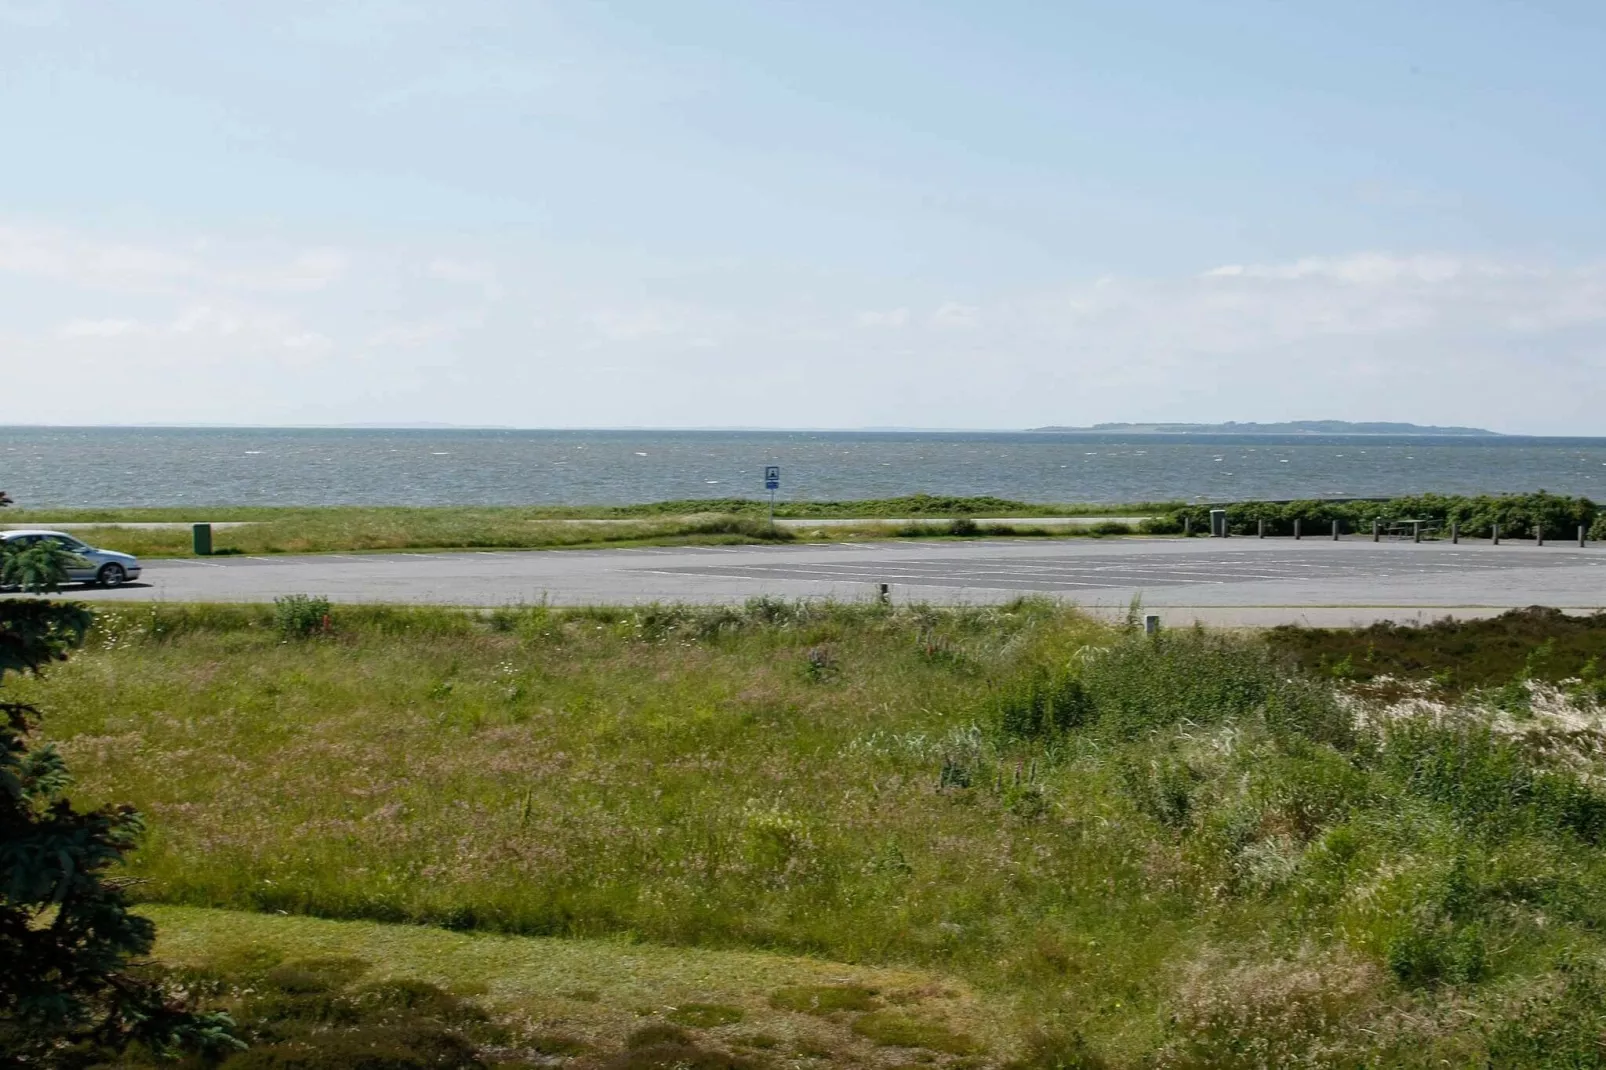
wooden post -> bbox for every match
[1294,519,1301,541]
[1537,524,1544,547]
[1258,518,1265,539]
[1372,518,1380,542]
[1451,522,1458,544]
[1493,523,1500,546]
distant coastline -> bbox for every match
[1028,421,1502,436]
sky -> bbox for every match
[1,1,1603,433]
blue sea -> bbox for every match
[4,427,1606,509]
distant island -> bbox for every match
[1028,420,1501,436]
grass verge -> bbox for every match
[2,504,1162,557]
[17,599,1606,1065]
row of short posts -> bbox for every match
[1218,513,1590,546]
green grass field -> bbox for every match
[17,601,1606,1067]
[3,495,1178,524]
[1,500,1168,557]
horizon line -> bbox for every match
[0,421,1549,436]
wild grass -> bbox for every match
[19,601,1606,1065]
[3,504,1169,558]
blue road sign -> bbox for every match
[764,465,780,490]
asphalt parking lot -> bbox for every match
[652,544,1600,592]
[56,536,1606,627]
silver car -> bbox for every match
[0,529,142,587]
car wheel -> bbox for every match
[97,563,127,588]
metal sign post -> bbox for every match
[764,465,780,528]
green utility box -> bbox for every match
[192,523,212,556]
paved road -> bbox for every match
[52,536,1606,627]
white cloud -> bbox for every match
[1202,254,1478,284]
[931,302,981,329]
[365,320,455,349]
[425,258,504,300]
[857,308,909,328]
[0,223,352,296]
[58,318,145,338]
[586,302,731,344]
[270,249,349,291]
[6,226,1606,432]
[0,224,197,292]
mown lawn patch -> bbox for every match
[134,905,1002,1068]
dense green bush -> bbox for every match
[1174,491,1597,539]
[1380,719,1606,844]
[995,670,1093,740]
[682,515,795,540]
[1079,630,1352,744]
[272,594,333,640]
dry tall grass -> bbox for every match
[18,600,1606,1066]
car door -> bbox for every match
[46,535,98,582]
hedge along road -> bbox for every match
[46,535,1606,628]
